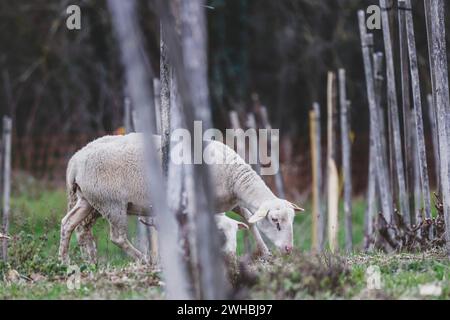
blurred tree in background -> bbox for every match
[0,0,447,140]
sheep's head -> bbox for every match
[248,199,304,254]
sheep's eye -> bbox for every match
[271,218,279,223]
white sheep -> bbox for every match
[58,133,304,263]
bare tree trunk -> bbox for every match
[358,11,393,222]
[1,116,12,261]
[403,0,432,222]
[428,0,450,255]
[310,102,324,252]
[107,0,190,299]
[327,71,339,253]
[380,0,410,221]
[339,69,352,252]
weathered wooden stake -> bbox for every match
[338,69,352,252]
[427,0,450,254]
[258,106,286,198]
[372,52,389,212]
[1,116,12,261]
[398,0,413,225]
[427,94,440,191]
[358,11,394,222]
[245,113,261,174]
[309,102,324,252]
[380,0,410,221]
[327,71,339,253]
[403,0,432,221]
[424,1,440,192]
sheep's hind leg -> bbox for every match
[75,211,100,264]
[59,197,93,264]
[108,207,147,263]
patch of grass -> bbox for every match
[1,184,449,299]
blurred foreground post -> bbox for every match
[1,116,12,261]
[178,0,228,298]
[156,0,228,298]
[427,0,450,255]
[403,0,432,222]
[326,71,339,253]
[358,11,393,222]
[339,69,352,252]
[309,102,323,252]
[108,0,190,299]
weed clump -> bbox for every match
[0,231,67,281]
[246,251,352,299]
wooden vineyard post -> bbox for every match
[258,106,286,198]
[398,0,413,225]
[246,113,261,174]
[427,94,440,191]
[424,1,440,194]
[1,116,12,261]
[327,71,339,253]
[427,0,450,254]
[364,53,382,249]
[403,0,432,223]
[412,116,422,226]
[380,0,410,220]
[229,110,252,255]
[229,110,246,159]
[358,11,394,223]
[309,102,324,252]
[338,69,352,252]
[373,53,388,170]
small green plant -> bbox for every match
[1,231,68,279]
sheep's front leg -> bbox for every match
[108,207,147,263]
[241,208,270,257]
[59,197,93,264]
[75,211,100,264]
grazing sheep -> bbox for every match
[215,214,248,256]
[59,133,304,264]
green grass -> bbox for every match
[1,181,449,299]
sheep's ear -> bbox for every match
[237,222,249,230]
[248,208,269,224]
[288,202,305,213]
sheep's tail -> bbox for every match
[66,157,78,211]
